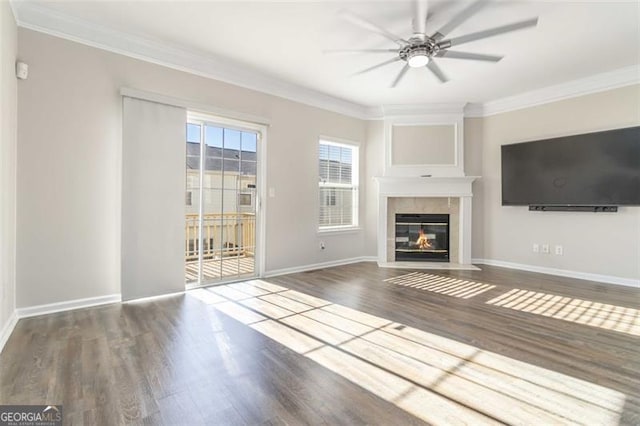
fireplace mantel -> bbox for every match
[373,176,479,197]
[374,175,480,269]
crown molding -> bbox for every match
[8,0,18,23]
[11,1,640,121]
[463,104,483,118]
[11,1,372,120]
[464,65,640,118]
[380,102,467,119]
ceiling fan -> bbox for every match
[327,0,538,87]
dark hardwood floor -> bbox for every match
[1,263,639,425]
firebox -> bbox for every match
[395,213,450,262]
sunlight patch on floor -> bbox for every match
[187,279,626,425]
[487,289,640,336]
[384,272,496,299]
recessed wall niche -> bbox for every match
[391,124,456,166]
[384,111,465,177]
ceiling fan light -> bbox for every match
[408,54,429,68]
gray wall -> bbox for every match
[0,2,17,337]
[476,85,640,280]
[391,124,456,165]
[16,28,367,308]
[364,120,384,257]
[464,118,484,259]
[363,87,639,282]
[12,25,640,311]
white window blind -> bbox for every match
[318,140,359,229]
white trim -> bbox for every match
[384,113,465,177]
[373,177,478,267]
[464,66,640,118]
[8,0,18,22]
[184,110,268,282]
[374,176,479,197]
[378,262,480,271]
[317,227,362,235]
[0,312,18,355]
[264,256,375,278]
[459,196,473,265]
[12,1,370,120]
[122,88,271,126]
[123,290,185,304]
[318,135,361,149]
[257,130,268,279]
[10,2,639,120]
[318,139,360,230]
[472,258,640,289]
[381,103,466,118]
[16,294,122,319]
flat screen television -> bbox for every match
[501,126,640,206]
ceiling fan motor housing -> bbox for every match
[400,37,439,66]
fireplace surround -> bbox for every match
[375,108,479,269]
[374,176,479,268]
[395,213,450,261]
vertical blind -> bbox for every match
[318,140,358,228]
[122,97,186,300]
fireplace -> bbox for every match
[395,213,450,262]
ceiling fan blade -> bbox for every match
[440,18,538,48]
[426,60,448,83]
[338,10,408,45]
[431,0,488,41]
[425,1,454,24]
[324,49,399,54]
[391,64,411,88]
[413,0,428,35]
[354,57,402,76]
[436,50,503,62]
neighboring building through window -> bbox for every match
[318,139,359,229]
[238,193,252,207]
[185,121,258,214]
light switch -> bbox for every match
[268,187,275,198]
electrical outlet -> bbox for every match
[532,243,539,253]
[320,241,326,250]
[555,245,563,255]
[542,244,550,254]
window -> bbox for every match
[319,139,359,229]
[238,193,252,206]
[323,189,336,206]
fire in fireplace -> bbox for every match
[395,213,450,262]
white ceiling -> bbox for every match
[18,1,640,108]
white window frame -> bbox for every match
[318,138,360,232]
[185,112,268,284]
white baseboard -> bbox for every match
[472,258,640,288]
[0,311,18,355]
[16,293,122,319]
[378,261,481,271]
[264,256,376,278]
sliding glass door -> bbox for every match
[185,114,259,286]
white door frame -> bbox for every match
[187,111,267,285]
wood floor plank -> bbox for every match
[1,262,639,425]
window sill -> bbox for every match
[317,227,362,235]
